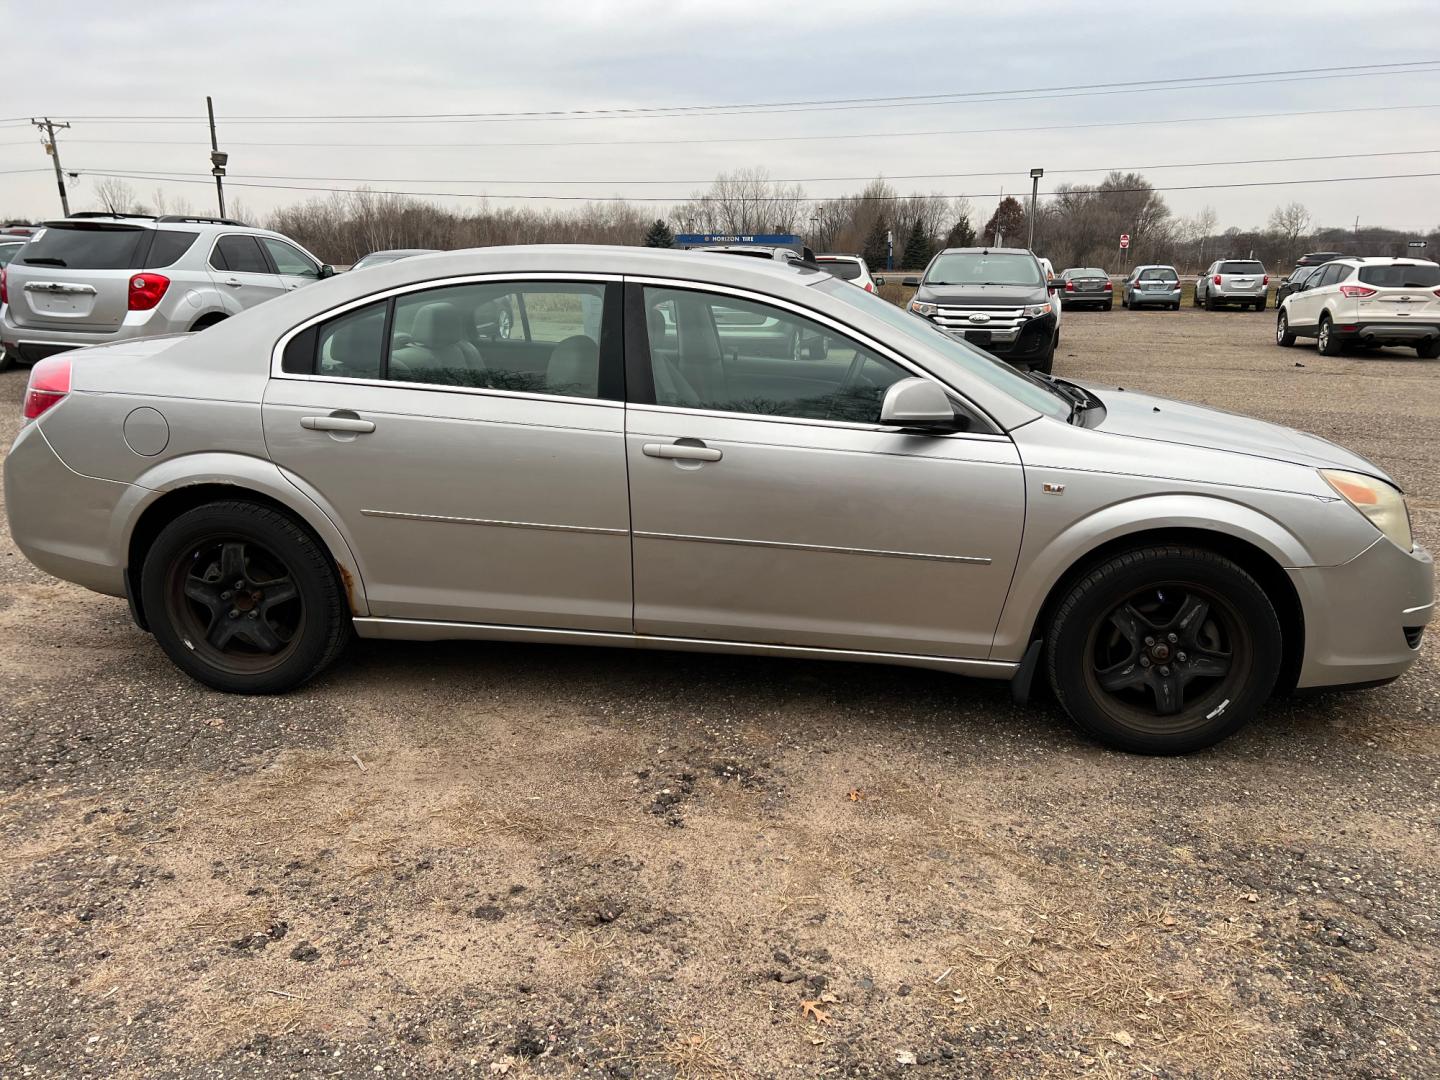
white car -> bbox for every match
[815,253,876,292]
[1276,257,1440,358]
[1037,256,1063,330]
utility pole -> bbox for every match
[1027,167,1043,251]
[207,96,228,218]
[32,118,71,216]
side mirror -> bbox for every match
[319,264,336,279]
[879,378,956,430]
[902,276,921,287]
[873,275,886,286]
[1047,285,1058,295]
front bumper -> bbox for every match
[1334,320,1440,345]
[3,419,130,597]
[1289,536,1434,689]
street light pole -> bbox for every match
[1027,167,1043,251]
[207,96,228,219]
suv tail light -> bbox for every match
[1213,274,1223,286]
[1339,284,1377,298]
[128,272,170,311]
[0,265,7,305]
[23,355,71,420]
[1262,274,1270,286]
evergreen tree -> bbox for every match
[642,219,675,248]
[861,217,890,269]
[944,215,977,249]
[901,220,933,269]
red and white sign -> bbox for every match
[1119,234,1131,249]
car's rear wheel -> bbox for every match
[1045,546,1282,754]
[1276,311,1297,347]
[0,346,14,373]
[1255,298,1267,312]
[1205,295,1219,311]
[141,501,351,694]
[1102,301,1113,311]
[1317,315,1344,356]
[1417,339,1440,359]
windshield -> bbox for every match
[1138,268,1178,282]
[1358,263,1440,288]
[816,277,1070,420]
[1219,261,1264,274]
[925,252,1042,287]
[818,259,863,281]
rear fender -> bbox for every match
[115,452,370,615]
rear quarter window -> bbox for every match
[20,225,145,270]
[143,230,199,269]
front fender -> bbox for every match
[990,490,1332,661]
[112,452,371,615]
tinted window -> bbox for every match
[642,286,908,423]
[317,302,386,380]
[1068,268,1107,278]
[926,252,1042,287]
[1357,263,1440,288]
[819,259,863,281]
[1138,268,1178,282]
[143,230,198,268]
[212,235,270,274]
[1318,264,1350,287]
[389,281,606,398]
[20,224,144,269]
[0,242,22,268]
[262,237,319,277]
[1219,261,1265,274]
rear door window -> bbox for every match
[211,235,271,274]
[1357,264,1440,288]
[20,224,145,269]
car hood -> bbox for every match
[916,283,1047,307]
[1081,382,1395,482]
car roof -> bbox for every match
[1335,256,1438,266]
[815,253,862,261]
[938,247,1034,256]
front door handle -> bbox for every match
[643,441,722,462]
[301,415,375,433]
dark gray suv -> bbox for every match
[902,248,1059,372]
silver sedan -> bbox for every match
[4,246,1432,754]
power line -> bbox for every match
[39,60,1440,123]
[53,102,1440,150]
[80,169,1440,204]
[70,148,1440,189]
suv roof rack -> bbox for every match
[68,211,159,220]
[155,214,249,226]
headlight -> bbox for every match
[1022,302,1054,318]
[1320,469,1413,551]
[909,300,937,317]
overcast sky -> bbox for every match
[3,0,1438,234]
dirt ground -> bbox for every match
[1,304,1437,1079]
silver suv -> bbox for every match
[1194,258,1269,311]
[1,213,331,369]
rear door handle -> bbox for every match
[224,278,244,288]
[301,415,375,433]
[642,441,722,462]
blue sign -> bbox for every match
[675,233,800,248]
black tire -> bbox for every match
[1275,311,1297,347]
[0,345,14,373]
[1205,295,1219,311]
[1192,287,1201,308]
[1030,339,1056,375]
[1046,546,1282,754]
[1255,298,1266,312]
[140,501,351,693]
[1102,301,1113,311]
[1317,315,1344,356]
[190,313,228,333]
[1171,302,1181,311]
[1417,339,1440,359]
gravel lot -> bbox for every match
[1,305,1437,1079]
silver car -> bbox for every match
[1122,265,1182,310]
[0,213,332,366]
[4,246,1432,754]
[1194,259,1270,311]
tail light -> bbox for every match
[1064,280,1075,291]
[1103,280,1113,291]
[0,265,7,305]
[1213,274,1223,286]
[864,282,873,292]
[22,355,71,420]
[1339,285,1377,299]
[1262,275,1270,286]
[127,272,170,311]
[1433,288,1440,298]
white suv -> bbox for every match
[1,213,331,370]
[1276,257,1440,358]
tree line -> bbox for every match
[10,172,1437,273]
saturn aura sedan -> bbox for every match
[5,247,1432,754]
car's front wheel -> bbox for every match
[141,501,351,693]
[1045,546,1282,754]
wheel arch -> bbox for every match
[118,456,369,629]
[1019,526,1305,695]
[189,311,229,332]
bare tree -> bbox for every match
[1266,201,1313,264]
[92,177,146,215]
[673,167,806,235]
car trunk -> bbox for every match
[1355,264,1440,319]
[6,223,146,333]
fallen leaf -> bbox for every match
[490,1060,513,1076]
[1161,915,1177,927]
[819,992,840,1003]
[896,1050,918,1066]
[1108,1030,1135,1048]
[847,789,865,802]
[1245,892,1260,903]
[800,999,831,1025]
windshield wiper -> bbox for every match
[1027,371,1100,423]
[23,257,66,267]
